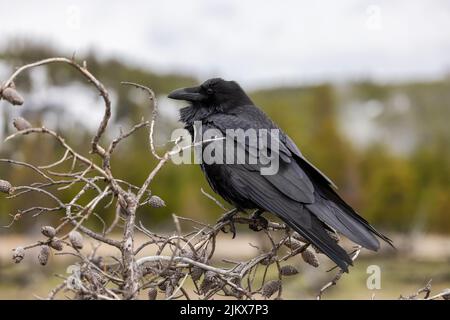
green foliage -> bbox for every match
[359,145,418,231]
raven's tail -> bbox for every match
[281,196,393,272]
[306,188,394,252]
[297,156,394,250]
[281,207,354,272]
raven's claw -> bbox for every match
[249,210,268,232]
[217,209,238,238]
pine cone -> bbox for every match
[200,271,216,294]
[260,256,275,266]
[12,247,25,263]
[38,245,50,266]
[191,266,204,282]
[301,248,320,267]
[0,179,12,194]
[284,238,304,251]
[261,280,281,298]
[49,239,63,251]
[280,265,299,276]
[148,195,165,208]
[69,231,84,249]
[13,117,32,131]
[41,226,56,238]
[1,87,24,106]
[158,281,167,291]
[147,287,157,300]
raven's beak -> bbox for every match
[168,86,206,102]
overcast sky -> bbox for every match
[1,0,450,87]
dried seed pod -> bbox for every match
[86,270,107,287]
[158,281,167,291]
[38,245,50,266]
[69,231,84,249]
[13,117,32,131]
[204,271,215,281]
[165,284,174,298]
[284,238,304,251]
[260,256,275,266]
[229,277,244,298]
[147,287,157,300]
[148,195,165,208]
[191,266,204,282]
[1,87,24,106]
[140,264,156,277]
[0,179,12,194]
[49,239,63,251]
[261,280,281,298]
[158,266,175,278]
[12,246,25,263]
[280,265,299,276]
[181,249,195,260]
[200,271,216,294]
[41,226,56,238]
[301,248,320,267]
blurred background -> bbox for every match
[0,0,449,299]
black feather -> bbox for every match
[169,78,393,271]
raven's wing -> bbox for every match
[205,106,392,258]
[203,110,354,270]
[283,134,338,188]
[229,164,353,271]
[206,108,315,204]
[281,127,393,247]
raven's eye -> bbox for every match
[207,88,214,95]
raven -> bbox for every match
[169,78,392,271]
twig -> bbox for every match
[316,246,362,300]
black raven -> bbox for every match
[168,78,392,271]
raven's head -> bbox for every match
[168,78,252,110]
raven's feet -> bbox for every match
[249,210,268,232]
[217,208,238,238]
